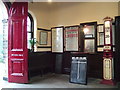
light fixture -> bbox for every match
[48,0,52,2]
[83,25,89,34]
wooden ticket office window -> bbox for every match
[64,25,80,52]
[80,22,97,53]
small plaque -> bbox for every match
[104,46,111,50]
[97,47,104,52]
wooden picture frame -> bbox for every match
[36,28,52,52]
[39,31,48,45]
[64,25,80,51]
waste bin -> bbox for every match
[70,53,88,85]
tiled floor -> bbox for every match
[0,63,119,89]
[0,74,118,88]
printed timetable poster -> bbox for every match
[65,27,79,51]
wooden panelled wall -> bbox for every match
[28,20,120,82]
[28,52,104,79]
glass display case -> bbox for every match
[80,22,97,53]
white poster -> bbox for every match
[104,21,111,45]
[65,27,79,51]
[52,27,63,52]
[105,27,111,44]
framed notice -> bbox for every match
[51,27,63,52]
[39,31,48,45]
[65,26,79,51]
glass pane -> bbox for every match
[27,33,31,49]
[2,19,8,64]
[99,33,104,45]
[83,25,95,38]
[27,16,32,49]
[84,39,95,53]
[27,16,31,32]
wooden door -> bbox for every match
[8,2,28,83]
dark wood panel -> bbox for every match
[87,53,103,78]
[28,52,55,78]
[114,16,120,82]
[55,54,63,74]
[28,51,103,79]
[62,52,72,74]
[37,28,51,31]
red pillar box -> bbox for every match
[100,17,116,85]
